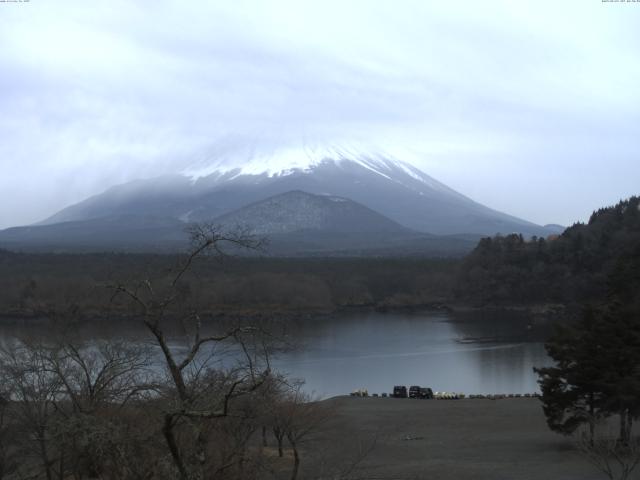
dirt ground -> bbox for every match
[299,396,615,480]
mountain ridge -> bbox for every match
[0,190,480,256]
[214,190,413,235]
[1,144,563,255]
[38,145,553,237]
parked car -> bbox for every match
[351,389,368,397]
[409,385,421,398]
[393,386,408,398]
[419,387,434,399]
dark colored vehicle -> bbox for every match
[419,387,434,399]
[392,386,408,398]
[409,385,421,398]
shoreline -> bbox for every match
[0,300,571,322]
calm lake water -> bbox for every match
[270,311,551,398]
[0,310,552,399]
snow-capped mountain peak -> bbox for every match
[180,140,452,195]
[31,137,549,239]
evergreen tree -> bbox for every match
[597,249,640,444]
[457,196,640,305]
[535,253,640,444]
[534,307,606,443]
[596,302,640,444]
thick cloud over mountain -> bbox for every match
[1,1,639,229]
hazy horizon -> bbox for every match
[1,1,639,229]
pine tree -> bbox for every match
[597,250,640,445]
[534,307,606,443]
[535,254,640,444]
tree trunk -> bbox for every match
[146,322,189,401]
[273,428,284,457]
[289,439,300,480]
[57,450,65,480]
[37,428,53,480]
[588,393,595,446]
[619,409,629,445]
[262,425,268,447]
[162,414,190,480]
[238,447,245,478]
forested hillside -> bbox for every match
[456,196,640,305]
[2,197,638,317]
[0,253,456,317]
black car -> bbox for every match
[409,385,421,398]
[419,387,434,399]
[392,386,408,398]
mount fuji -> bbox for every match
[0,143,561,255]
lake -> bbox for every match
[0,309,552,399]
[270,310,551,398]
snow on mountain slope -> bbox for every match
[182,142,457,196]
[34,140,553,237]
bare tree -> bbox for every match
[110,223,273,480]
[576,431,640,480]
[48,339,154,413]
[266,382,331,480]
[0,224,292,480]
[0,381,18,479]
[48,339,155,479]
[0,340,64,480]
[0,335,157,480]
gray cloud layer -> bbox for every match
[1,0,638,228]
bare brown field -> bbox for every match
[299,397,609,480]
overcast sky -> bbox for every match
[1,0,639,229]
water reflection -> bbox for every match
[271,311,551,398]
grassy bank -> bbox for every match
[297,397,611,480]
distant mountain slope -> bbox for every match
[38,175,194,226]
[214,190,411,235]
[40,144,554,237]
[0,215,187,252]
[211,190,474,256]
[0,190,480,256]
[543,224,565,234]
